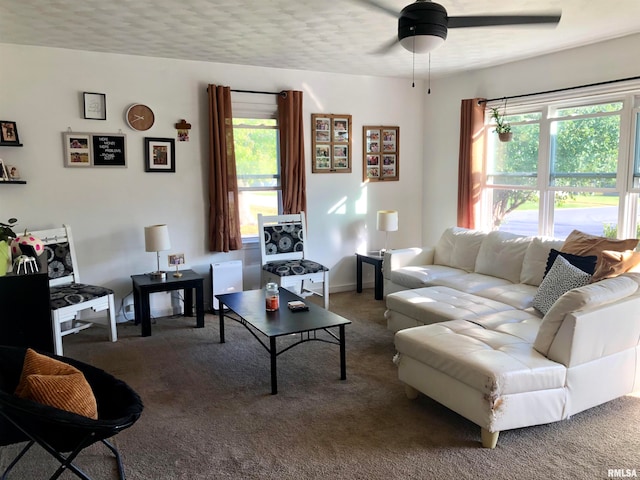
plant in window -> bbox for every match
[490,107,512,142]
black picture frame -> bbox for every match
[83,92,107,120]
[0,121,20,145]
[145,137,175,173]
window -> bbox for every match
[233,117,281,240]
[481,91,639,240]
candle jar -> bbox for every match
[265,282,279,311]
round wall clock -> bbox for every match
[125,104,155,131]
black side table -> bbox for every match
[131,269,204,336]
[355,252,384,300]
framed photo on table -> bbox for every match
[145,137,175,172]
[311,113,352,173]
[363,126,399,182]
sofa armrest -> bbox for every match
[547,294,640,367]
[383,247,435,279]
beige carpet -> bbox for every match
[1,289,639,479]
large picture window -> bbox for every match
[481,92,639,240]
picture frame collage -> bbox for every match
[63,132,127,168]
[363,125,399,182]
[311,114,352,173]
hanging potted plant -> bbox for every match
[0,218,18,276]
[490,107,513,142]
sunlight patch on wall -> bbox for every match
[356,183,368,215]
[328,196,347,215]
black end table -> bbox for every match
[131,269,204,336]
[356,252,384,300]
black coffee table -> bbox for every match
[216,288,351,394]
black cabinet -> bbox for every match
[0,274,53,352]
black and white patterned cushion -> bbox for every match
[263,223,304,255]
[263,259,328,277]
[533,255,592,315]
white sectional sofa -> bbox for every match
[383,227,640,447]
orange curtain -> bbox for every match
[277,90,307,214]
[207,85,242,252]
[457,98,486,229]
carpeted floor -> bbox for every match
[1,289,639,479]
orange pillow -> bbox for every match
[591,250,640,282]
[15,349,98,419]
[560,230,639,257]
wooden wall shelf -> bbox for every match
[0,180,26,185]
[0,143,23,147]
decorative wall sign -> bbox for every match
[311,113,352,173]
[62,132,127,168]
[144,137,175,172]
[363,126,399,182]
[83,92,107,120]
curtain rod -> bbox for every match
[206,87,288,97]
[478,75,640,105]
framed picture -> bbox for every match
[145,137,175,173]
[0,159,7,181]
[83,92,107,120]
[168,253,185,266]
[92,134,126,167]
[363,126,399,182]
[311,113,352,173]
[63,133,92,167]
[6,165,20,180]
[0,121,20,145]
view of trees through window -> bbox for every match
[233,118,280,238]
[483,97,638,239]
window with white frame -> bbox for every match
[481,89,640,240]
[233,113,281,240]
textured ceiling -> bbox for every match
[1,0,640,79]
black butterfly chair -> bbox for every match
[0,346,143,480]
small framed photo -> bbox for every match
[168,253,185,266]
[6,165,20,180]
[83,92,107,120]
[145,137,175,172]
[0,121,20,144]
[0,159,8,181]
[63,133,92,167]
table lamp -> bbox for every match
[377,210,398,254]
[145,224,171,280]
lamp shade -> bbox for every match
[377,210,398,232]
[399,35,445,54]
[144,224,171,252]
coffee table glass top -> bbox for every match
[216,288,350,337]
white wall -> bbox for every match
[0,44,425,318]
[422,33,640,246]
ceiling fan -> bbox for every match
[354,0,562,54]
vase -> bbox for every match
[498,132,513,142]
[0,241,9,276]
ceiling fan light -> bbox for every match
[399,34,445,53]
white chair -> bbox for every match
[27,225,117,355]
[258,212,329,309]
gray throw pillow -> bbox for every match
[533,255,592,315]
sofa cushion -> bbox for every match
[389,265,467,289]
[590,250,640,282]
[520,237,565,286]
[475,231,531,284]
[394,320,566,396]
[544,249,597,277]
[385,286,515,325]
[533,275,639,356]
[434,227,487,272]
[532,255,592,315]
[434,272,512,294]
[476,283,539,309]
[560,229,639,257]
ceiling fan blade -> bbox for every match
[348,0,398,18]
[448,14,561,29]
[371,36,400,55]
